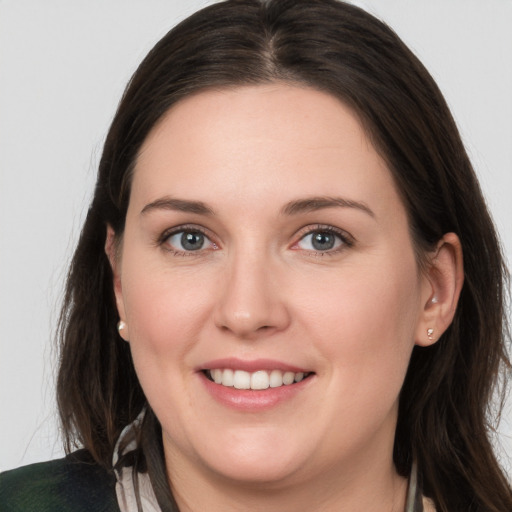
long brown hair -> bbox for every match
[57,1,511,510]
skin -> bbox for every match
[107,84,463,511]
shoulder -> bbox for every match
[0,450,120,512]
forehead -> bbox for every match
[137,84,372,166]
[131,84,403,222]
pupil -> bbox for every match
[181,232,204,251]
[312,231,334,250]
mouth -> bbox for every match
[203,368,314,390]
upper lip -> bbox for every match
[198,357,311,373]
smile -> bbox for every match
[205,369,312,390]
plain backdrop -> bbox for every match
[1,0,511,474]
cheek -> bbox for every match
[297,257,421,395]
[119,253,217,368]
[119,261,220,427]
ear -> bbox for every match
[415,232,464,347]
[105,225,130,341]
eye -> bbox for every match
[163,229,216,253]
[295,227,350,253]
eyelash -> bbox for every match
[158,225,217,256]
[157,224,354,256]
[292,224,354,256]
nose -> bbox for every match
[214,251,291,339]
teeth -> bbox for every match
[212,369,223,384]
[221,369,234,387]
[251,370,269,390]
[207,369,309,390]
[269,369,283,388]
[233,370,251,389]
[282,371,295,385]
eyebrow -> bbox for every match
[140,195,374,218]
[141,197,215,216]
[282,196,375,218]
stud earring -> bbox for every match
[117,320,127,332]
[427,328,434,341]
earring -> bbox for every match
[427,328,434,341]
[117,320,127,332]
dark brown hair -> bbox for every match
[57,1,511,510]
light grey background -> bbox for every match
[1,0,511,473]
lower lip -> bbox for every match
[199,372,313,411]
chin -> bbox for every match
[184,427,312,486]
[205,455,304,487]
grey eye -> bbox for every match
[181,231,205,251]
[298,230,343,252]
[166,230,210,251]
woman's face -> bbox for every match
[112,84,433,488]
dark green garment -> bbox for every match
[0,450,120,512]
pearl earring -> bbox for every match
[427,328,434,341]
[117,320,127,332]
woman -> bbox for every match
[1,0,510,510]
